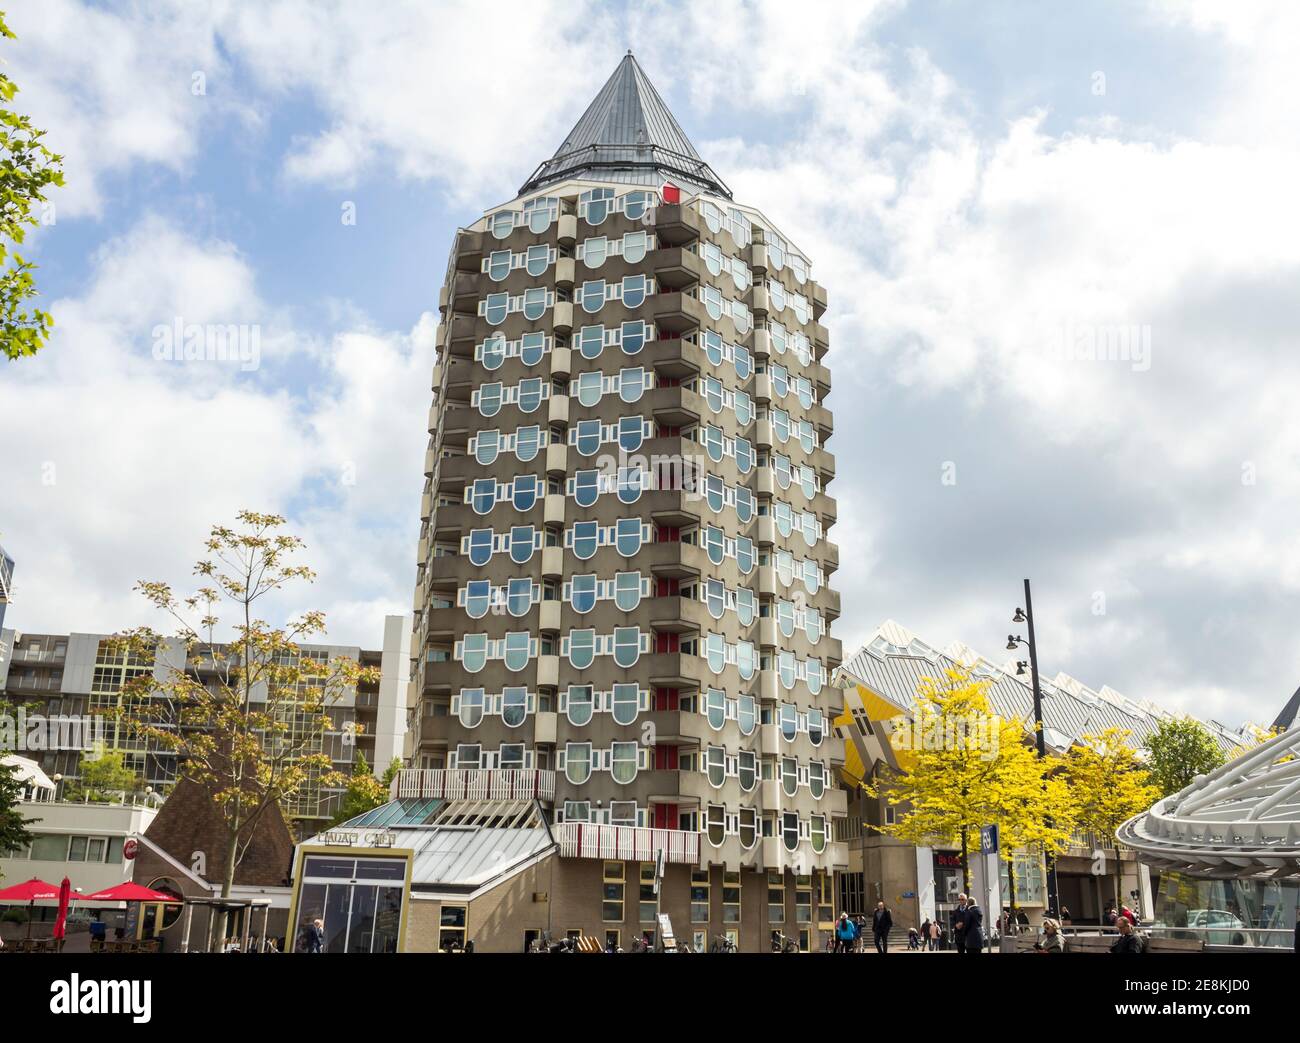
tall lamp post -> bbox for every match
[1006,578,1061,918]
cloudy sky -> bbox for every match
[2,0,1297,728]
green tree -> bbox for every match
[1,758,39,875]
[112,511,375,939]
[0,11,65,360]
[1145,716,1225,797]
[329,753,388,827]
[1060,727,1159,912]
[64,748,143,803]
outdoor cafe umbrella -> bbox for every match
[52,877,71,945]
[0,877,64,939]
[81,882,182,948]
[81,882,183,904]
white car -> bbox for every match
[1181,909,1254,947]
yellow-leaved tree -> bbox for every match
[873,666,1072,910]
[1059,726,1159,915]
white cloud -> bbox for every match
[4,0,231,218]
[213,0,612,202]
[0,216,432,649]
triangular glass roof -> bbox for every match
[519,52,730,199]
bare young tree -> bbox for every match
[113,511,374,937]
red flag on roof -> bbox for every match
[662,182,680,204]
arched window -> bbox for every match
[565,742,592,785]
[458,688,484,728]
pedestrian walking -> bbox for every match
[300,918,324,953]
[834,912,856,954]
[951,895,968,952]
[872,900,893,954]
[961,897,984,954]
[928,919,941,951]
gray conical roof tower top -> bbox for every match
[519,52,731,199]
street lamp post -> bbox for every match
[1007,577,1061,918]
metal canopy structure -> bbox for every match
[1118,724,1300,878]
[518,52,731,199]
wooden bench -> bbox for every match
[1015,931,1203,954]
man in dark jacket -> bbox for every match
[872,901,893,954]
[950,896,967,952]
[1110,916,1148,954]
[961,899,984,953]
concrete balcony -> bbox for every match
[813,322,829,357]
[555,821,700,865]
[650,246,703,292]
[648,291,706,337]
[810,360,831,395]
[552,300,574,336]
[761,778,782,810]
[549,345,572,380]
[554,256,575,291]
[545,442,568,476]
[450,271,480,313]
[811,280,828,320]
[647,336,700,381]
[392,767,555,803]
[753,373,772,402]
[453,229,486,271]
[649,203,702,246]
[534,710,557,746]
[547,394,569,428]
[544,493,566,527]
[538,600,561,634]
[751,326,770,359]
[748,284,769,320]
[557,213,577,247]
[746,241,768,276]
[647,383,705,428]
[536,654,559,688]
[642,708,711,746]
[541,546,564,579]
[760,723,781,754]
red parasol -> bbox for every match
[81,881,182,903]
[0,877,62,901]
[52,877,71,943]
[0,877,66,940]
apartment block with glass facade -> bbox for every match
[409,53,847,949]
[0,618,409,834]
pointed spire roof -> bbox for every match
[519,52,730,199]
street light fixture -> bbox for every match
[1006,578,1060,916]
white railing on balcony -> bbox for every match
[392,768,555,803]
[554,822,700,865]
